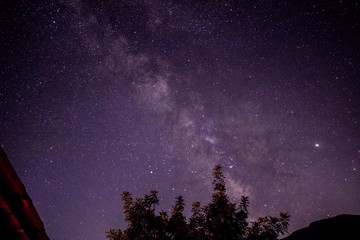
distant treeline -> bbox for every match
[106,164,289,240]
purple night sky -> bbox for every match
[1,1,359,239]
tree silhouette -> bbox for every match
[203,164,238,239]
[106,164,289,240]
[247,213,290,240]
[168,196,188,239]
[188,201,206,240]
[119,190,160,239]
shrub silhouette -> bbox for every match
[106,164,289,240]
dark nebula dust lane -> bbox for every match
[1,1,360,239]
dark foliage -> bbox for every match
[106,165,290,240]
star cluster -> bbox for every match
[1,1,359,240]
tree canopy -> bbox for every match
[106,164,289,240]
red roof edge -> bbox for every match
[0,147,50,240]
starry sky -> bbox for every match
[1,1,360,239]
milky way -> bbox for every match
[1,1,360,239]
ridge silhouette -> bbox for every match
[282,214,360,240]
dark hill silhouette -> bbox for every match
[282,214,360,240]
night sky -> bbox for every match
[1,1,360,239]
